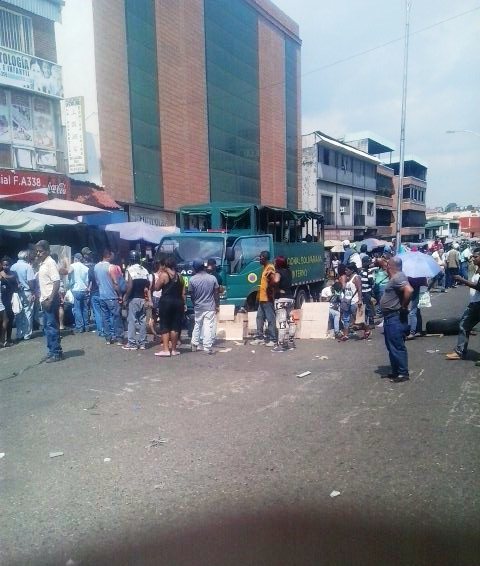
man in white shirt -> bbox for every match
[69,252,90,333]
[429,247,446,293]
[446,247,480,360]
[35,240,63,362]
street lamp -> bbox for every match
[445,130,480,137]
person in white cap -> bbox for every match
[342,240,353,265]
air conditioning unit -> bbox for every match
[339,207,346,214]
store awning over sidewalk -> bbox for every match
[22,198,107,216]
[0,208,78,233]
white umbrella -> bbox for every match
[104,221,178,244]
[22,198,107,216]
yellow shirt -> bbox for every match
[258,263,275,302]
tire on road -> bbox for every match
[426,317,460,335]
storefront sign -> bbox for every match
[0,169,70,203]
[129,205,176,227]
[65,96,87,174]
[0,46,63,98]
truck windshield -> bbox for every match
[158,236,225,265]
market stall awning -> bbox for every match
[22,198,108,216]
[0,208,78,233]
[104,221,178,244]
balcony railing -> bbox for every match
[354,214,365,226]
[321,211,335,225]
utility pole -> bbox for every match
[395,0,412,253]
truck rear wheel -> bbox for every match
[295,288,308,309]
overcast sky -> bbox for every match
[274,0,480,207]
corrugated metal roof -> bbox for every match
[5,0,63,22]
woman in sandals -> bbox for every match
[154,257,185,357]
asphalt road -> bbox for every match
[1,287,479,565]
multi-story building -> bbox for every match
[0,0,68,206]
[342,132,396,239]
[58,0,301,225]
[302,131,379,241]
[389,157,427,242]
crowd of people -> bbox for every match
[323,239,480,381]
[1,237,479,376]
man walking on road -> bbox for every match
[35,240,63,362]
[251,251,277,347]
[445,243,460,289]
[446,247,480,361]
[380,256,413,382]
[122,250,150,350]
[190,258,219,355]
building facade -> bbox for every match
[302,131,379,241]
[58,0,301,221]
[0,0,69,205]
[389,157,427,242]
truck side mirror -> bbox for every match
[225,247,234,262]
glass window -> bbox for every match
[0,8,33,55]
[339,198,350,214]
[367,202,374,216]
[231,236,270,273]
[0,143,11,167]
[159,236,225,266]
[285,38,299,208]
[125,0,162,206]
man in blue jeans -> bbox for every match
[69,253,90,333]
[379,256,413,383]
[35,240,63,362]
[94,249,123,345]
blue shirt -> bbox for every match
[94,261,117,300]
[69,261,90,292]
[11,259,35,291]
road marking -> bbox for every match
[446,376,480,428]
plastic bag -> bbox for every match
[418,289,431,308]
[64,289,74,304]
[11,292,22,315]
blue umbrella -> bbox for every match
[397,251,441,278]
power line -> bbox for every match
[302,5,480,77]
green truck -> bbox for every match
[156,203,325,309]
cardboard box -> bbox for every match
[247,311,257,332]
[218,305,235,321]
[217,320,246,341]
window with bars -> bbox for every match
[0,8,34,55]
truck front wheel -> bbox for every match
[295,288,309,309]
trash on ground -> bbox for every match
[234,341,243,346]
[296,371,311,378]
[0,452,5,459]
[330,490,341,498]
[148,437,168,449]
[219,348,232,353]
[251,350,256,354]
[425,333,444,337]
[103,457,111,463]
[319,356,329,360]
[426,349,440,354]
[49,451,64,458]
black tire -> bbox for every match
[295,288,308,309]
[245,293,258,312]
[425,317,460,335]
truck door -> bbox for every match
[225,235,272,307]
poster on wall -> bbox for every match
[65,97,87,174]
[0,46,63,99]
[0,89,10,143]
[33,96,55,150]
[11,92,33,146]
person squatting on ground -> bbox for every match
[11,251,35,341]
[339,262,362,341]
[190,259,219,355]
[446,247,480,361]
[380,256,413,383]
[94,249,123,345]
[154,257,185,357]
[35,240,64,362]
[122,250,150,351]
[251,251,277,347]
[69,253,90,333]
[271,256,296,352]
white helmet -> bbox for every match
[342,239,350,247]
